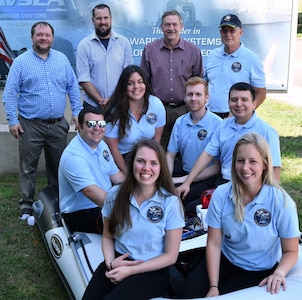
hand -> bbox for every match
[206,286,219,297]
[106,266,132,284]
[106,253,144,283]
[110,253,144,269]
[9,124,24,139]
[176,182,190,200]
[71,116,79,130]
[259,272,286,294]
[98,97,109,108]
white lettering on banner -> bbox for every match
[152,27,162,34]
[21,13,47,18]
[0,0,65,6]
[184,37,222,46]
[201,49,212,57]
[0,13,19,18]
[133,49,143,57]
[129,37,159,45]
[6,21,32,27]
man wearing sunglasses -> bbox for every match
[59,106,125,234]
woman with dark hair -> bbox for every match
[83,139,184,300]
[183,133,299,298]
[104,65,166,174]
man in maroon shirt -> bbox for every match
[141,9,203,149]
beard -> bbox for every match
[96,25,111,38]
[33,43,51,55]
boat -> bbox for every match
[33,184,302,300]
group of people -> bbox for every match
[1,3,300,300]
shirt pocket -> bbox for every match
[179,59,194,78]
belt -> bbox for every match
[164,102,185,108]
[34,117,63,124]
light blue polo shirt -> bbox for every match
[206,182,300,271]
[205,111,281,180]
[205,43,266,113]
[167,109,222,172]
[105,95,166,154]
[59,134,119,213]
[102,185,185,261]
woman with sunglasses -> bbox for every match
[104,65,166,175]
[83,139,184,299]
[59,106,125,233]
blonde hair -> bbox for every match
[231,133,282,222]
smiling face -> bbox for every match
[161,14,183,45]
[93,7,112,38]
[220,25,243,53]
[32,24,53,55]
[79,112,106,149]
[126,71,146,102]
[133,146,160,188]
[229,89,256,124]
[185,83,208,113]
[235,143,266,190]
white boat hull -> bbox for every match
[33,184,302,300]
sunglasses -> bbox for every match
[85,120,106,128]
[220,28,237,34]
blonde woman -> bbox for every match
[183,133,299,297]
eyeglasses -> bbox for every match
[85,120,106,128]
[220,28,237,34]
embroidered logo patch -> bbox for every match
[197,129,207,140]
[254,208,271,227]
[231,62,242,72]
[103,150,110,161]
[147,206,163,223]
[147,113,157,125]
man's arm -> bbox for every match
[123,37,134,67]
[254,86,266,108]
[140,47,151,82]
[194,160,220,181]
[153,126,164,144]
[273,166,281,182]
[110,171,126,185]
[81,185,107,208]
[166,151,177,175]
[2,59,20,127]
[176,151,213,199]
[104,137,128,175]
[65,62,82,129]
[79,82,108,107]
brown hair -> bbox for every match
[31,21,54,37]
[108,139,179,236]
[185,76,208,95]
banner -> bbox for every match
[0,0,294,90]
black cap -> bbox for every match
[219,14,241,28]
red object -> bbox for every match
[200,188,215,209]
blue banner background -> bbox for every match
[0,0,293,90]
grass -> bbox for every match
[0,98,302,299]
[0,175,69,300]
